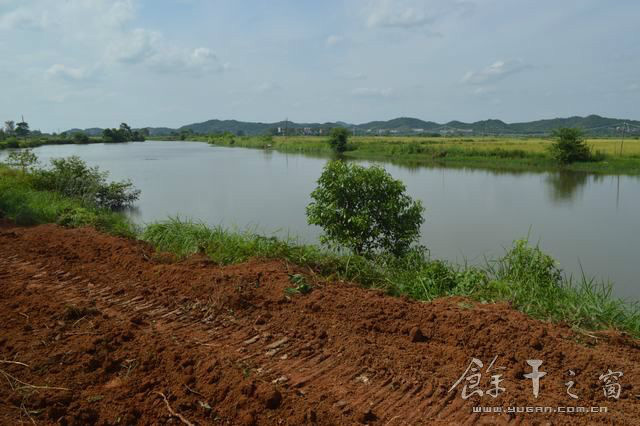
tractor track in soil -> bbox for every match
[1,223,639,425]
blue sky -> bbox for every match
[1,0,638,132]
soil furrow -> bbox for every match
[1,223,640,425]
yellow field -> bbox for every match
[342,136,640,156]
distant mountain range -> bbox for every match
[67,115,640,137]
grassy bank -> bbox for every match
[197,135,640,174]
[0,133,145,150]
[0,165,137,237]
[143,218,640,338]
[1,162,639,338]
[0,136,105,150]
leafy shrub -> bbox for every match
[95,181,141,209]
[208,132,236,145]
[495,239,563,286]
[102,123,145,143]
[549,128,592,164]
[56,206,99,227]
[306,161,424,257]
[72,132,90,144]
[3,137,19,148]
[328,128,349,153]
[5,149,38,171]
[260,135,274,146]
[32,156,140,209]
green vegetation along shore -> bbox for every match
[1,159,639,339]
[0,122,145,150]
[185,134,640,175]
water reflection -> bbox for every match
[544,172,597,204]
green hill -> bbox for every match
[68,114,640,137]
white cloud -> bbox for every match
[107,28,161,64]
[462,59,531,85]
[96,0,136,28]
[351,87,393,97]
[45,64,90,81]
[326,34,344,46]
[104,26,226,75]
[0,7,47,30]
[0,0,136,32]
[363,0,472,29]
[144,46,227,75]
[627,83,640,92]
[3,1,225,77]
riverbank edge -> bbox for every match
[4,136,639,175]
[169,135,640,175]
[0,137,144,151]
[0,165,640,338]
[1,163,639,339]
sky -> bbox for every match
[0,0,639,132]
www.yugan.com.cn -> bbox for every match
[473,406,608,414]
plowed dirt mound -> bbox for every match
[1,223,639,426]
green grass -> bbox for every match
[2,162,639,339]
[0,165,137,237]
[198,135,640,175]
[143,218,640,338]
[0,135,143,150]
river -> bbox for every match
[21,140,640,300]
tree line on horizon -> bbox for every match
[1,120,146,148]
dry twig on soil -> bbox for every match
[0,368,70,391]
[154,391,196,426]
[184,384,205,398]
[0,360,29,367]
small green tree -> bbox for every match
[72,132,90,144]
[119,122,132,139]
[103,128,121,142]
[549,128,591,164]
[102,123,144,143]
[328,127,349,153]
[4,121,15,135]
[306,161,424,257]
[33,156,140,209]
[6,149,38,171]
[15,121,30,139]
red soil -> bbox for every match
[1,223,639,426]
